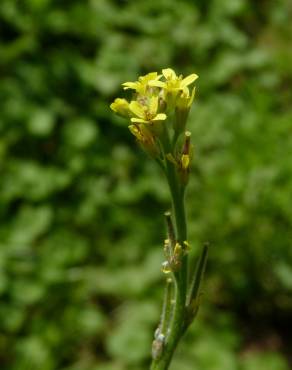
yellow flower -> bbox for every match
[110,98,130,118]
[129,96,167,124]
[122,72,162,95]
[149,68,198,94]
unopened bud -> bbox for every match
[178,131,193,184]
[174,86,196,134]
[110,98,130,118]
[128,123,159,158]
[182,131,191,157]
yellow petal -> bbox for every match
[148,80,166,88]
[181,74,198,88]
[109,101,117,112]
[181,154,190,169]
[139,72,159,82]
[182,86,190,96]
[122,82,138,90]
[128,124,141,139]
[131,117,148,123]
[149,96,158,115]
[153,113,167,121]
[129,101,145,118]
[188,87,196,107]
[162,68,176,80]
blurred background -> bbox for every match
[0,0,292,369]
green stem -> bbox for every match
[160,278,174,335]
[165,163,188,297]
[151,277,184,370]
[150,127,188,370]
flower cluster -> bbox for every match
[110,68,198,184]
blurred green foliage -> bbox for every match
[0,0,292,369]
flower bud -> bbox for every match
[128,123,159,158]
[110,98,130,118]
[178,131,193,185]
[174,87,196,134]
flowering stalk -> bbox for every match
[110,68,208,370]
